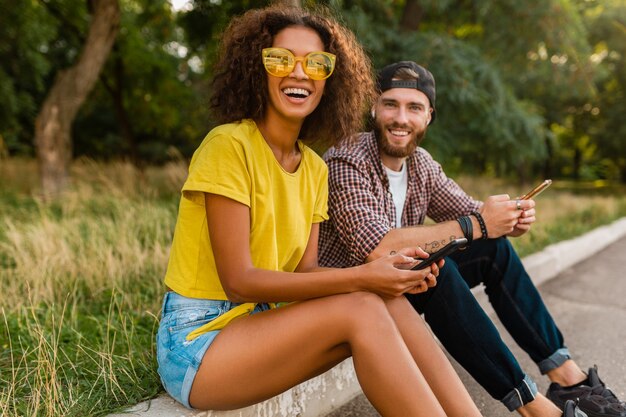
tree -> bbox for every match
[583,0,626,181]
[3,0,619,184]
[336,0,549,178]
[75,0,205,165]
[34,0,120,196]
[399,0,425,31]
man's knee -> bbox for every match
[493,236,516,255]
[471,237,522,280]
[474,236,515,258]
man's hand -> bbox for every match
[508,200,536,237]
[480,195,535,238]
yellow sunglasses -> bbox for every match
[262,47,336,80]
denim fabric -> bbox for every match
[501,374,539,412]
[538,347,572,374]
[406,237,566,409]
[156,292,271,408]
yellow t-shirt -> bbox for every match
[164,119,329,300]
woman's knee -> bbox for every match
[331,292,397,335]
[339,291,387,313]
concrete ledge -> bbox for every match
[521,217,626,286]
[472,217,626,306]
[109,217,626,417]
[108,359,361,417]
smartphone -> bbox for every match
[411,238,468,270]
[520,179,552,200]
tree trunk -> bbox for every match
[400,0,424,32]
[573,146,581,181]
[34,0,120,197]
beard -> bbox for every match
[374,120,427,158]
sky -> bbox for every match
[170,0,193,12]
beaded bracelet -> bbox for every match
[471,211,488,240]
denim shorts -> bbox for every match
[156,291,271,408]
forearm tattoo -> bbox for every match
[423,235,458,253]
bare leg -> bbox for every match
[514,360,586,416]
[546,360,587,386]
[516,394,562,417]
[384,296,482,417]
[383,296,576,417]
[189,292,446,417]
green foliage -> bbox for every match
[74,0,208,162]
[408,34,547,173]
[511,196,626,257]
[339,6,548,174]
[583,0,626,181]
[179,0,271,61]
[414,0,594,105]
[0,0,624,181]
[539,0,626,182]
[0,1,56,154]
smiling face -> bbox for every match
[264,26,327,126]
[373,87,432,159]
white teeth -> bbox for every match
[283,87,310,97]
[390,130,409,136]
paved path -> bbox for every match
[326,236,626,417]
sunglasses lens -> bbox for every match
[263,49,293,77]
[262,48,336,80]
[305,53,335,80]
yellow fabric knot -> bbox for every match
[185,302,278,341]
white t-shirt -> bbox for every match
[384,163,408,228]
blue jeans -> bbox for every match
[156,292,272,408]
[406,237,570,412]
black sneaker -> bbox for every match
[564,400,589,417]
[547,366,626,417]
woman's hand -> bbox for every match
[400,246,443,294]
[358,246,443,298]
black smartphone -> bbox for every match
[411,238,468,270]
[521,179,552,200]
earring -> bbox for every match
[371,109,376,118]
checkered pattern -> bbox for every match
[319,131,481,267]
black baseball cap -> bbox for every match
[377,61,437,124]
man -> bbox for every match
[319,61,625,417]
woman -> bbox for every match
[156,6,482,417]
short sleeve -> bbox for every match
[182,134,251,206]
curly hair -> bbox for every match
[210,5,375,146]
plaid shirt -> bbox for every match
[319,131,481,267]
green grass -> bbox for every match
[0,158,181,417]
[454,176,626,257]
[0,158,625,416]
[511,200,626,257]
